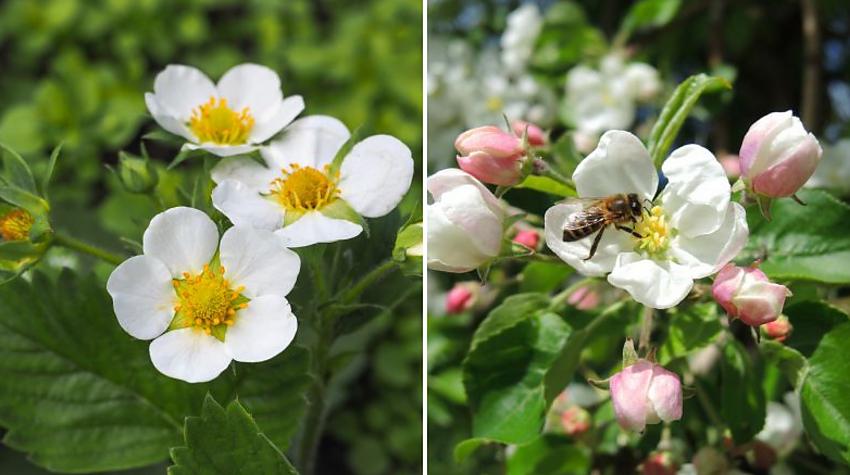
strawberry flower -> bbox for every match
[544,131,748,308]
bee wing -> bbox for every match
[561,198,608,231]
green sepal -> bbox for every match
[40,143,63,199]
[0,186,50,216]
[168,147,211,170]
[622,338,639,367]
[142,128,184,145]
[0,142,37,194]
[320,198,369,237]
[327,125,364,177]
[283,208,306,226]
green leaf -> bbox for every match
[320,199,369,237]
[507,435,591,475]
[0,142,37,194]
[745,190,850,283]
[41,143,63,199]
[168,148,209,170]
[760,340,806,388]
[0,271,311,472]
[646,74,731,166]
[168,395,297,475]
[515,175,576,197]
[658,303,722,364]
[531,2,606,72]
[519,262,574,294]
[143,129,184,146]
[0,186,49,215]
[619,0,682,38]
[720,340,766,444]
[462,294,569,446]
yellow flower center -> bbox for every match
[269,164,340,211]
[188,97,254,145]
[172,264,247,335]
[0,209,34,241]
[633,205,670,255]
[486,96,504,112]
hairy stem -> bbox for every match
[638,306,654,353]
[52,233,124,266]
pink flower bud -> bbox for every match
[455,126,525,186]
[511,120,547,146]
[641,451,678,475]
[762,315,792,342]
[712,264,790,326]
[739,111,822,197]
[567,285,601,310]
[609,360,682,432]
[445,282,479,314]
[560,406,591,436]
[719,153,741,179]
[513,229,540,249]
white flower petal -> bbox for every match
[544,202,631,276]
[607,253,694,309]
[106,255,175,340]
[427,204,493,273]
[220,226,300,298]
[143,207,219,277]
[260,115,350,170]
[274,211,362,247]
[151,65,217,121]
[210,156,278,191]
[149,329,231,383]
[185,142,257,158]
[671,202,749,279]
[249,96,305,143]
[426,168,503,218]
[144,93,194,140]
[216,63,283,121]
[224,296,297,363]
[434,183,503,258]
[574,130,658,200]
[212,180,283,231]
[339,135,413,218]
[660,145,730,237]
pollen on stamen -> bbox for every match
[188,97,255,146]
[171,265,250,336]
[268,163,341,212]
[633,205,671,256]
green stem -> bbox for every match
[639,306,654,353]
[541,166,575,189]
[53,233,124,266]
[338,259,397,304]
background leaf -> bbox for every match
[720,340,766,444]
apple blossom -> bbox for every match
[106,207,300,383]
[567,285,601,310]
[500,3,543,74]
[513,229,540,249]
[145,63,304,157]
[560,406,591,436]
[763,315,793,342]
[641,451,678,475]
[545,131,748,309]
[739,111,822,198]
[427,169,505,273]
[211,115,413,247]
[512,120,547,147]
[609,359,683,432]
[455,126,525,185]
[445,282,481,314]
[712,263,790,326]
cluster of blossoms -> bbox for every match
[108,63,413,382]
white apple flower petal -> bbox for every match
[670,202,749,279]
[249,95,305,143]
[219,226,300,298]
[274,211,362,248]
[211,180,283,231]
[143,207,219,278]
[574,131,658,200]
[435,182,503,258]
[106,255,175,340]
[151,65,217,121]
[544,202,631,277]
[211,156,279,190]
[224,296,297,363]
[149,328,231,383]
[660,145,731,237]
[427,168,503,218]
[607,253,695,309]
[216,63,283,120]
[339,135,414,218]
[261,115,350,170]
[427,204,495,273]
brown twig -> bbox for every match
[801,0,822,131]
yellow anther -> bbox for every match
[172,264,249,335]
[633,205,671,256]
[269,164,340,212]
[188,97,254,145]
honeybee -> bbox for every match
[561,193,646,261]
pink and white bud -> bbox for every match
[511,120,547,147]
[719,153,741,180]
[455,126,525,186]
[560,406,591,436]
[609,360,683,432]
[712,263,791,326]
[739,111,822,197]
[641,451,678,475]
[762,315,793,342]
[567,285,601,310]
[513,229,540,249]
[445,282,479,314]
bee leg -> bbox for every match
[583,227,605,261]
[616,225,643,239]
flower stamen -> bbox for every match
[172,264,246,335]
[269,163,340,212]
[188,97,254,145]
[633,205,670,255]
[0,208,34,241]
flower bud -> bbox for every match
[641,451,677,475]
[739,111,822,198]
[455,126,525,186]
[609,360,682,432]
[0,208,34,242]
[116,152,159,194]
[718,153,741,180]
[427,169,504,273]
[568,285,601,310]
[511,120,547,147]
[445,282,479,314]
[513,229,539,249]
[560,405,591,436]
[762,315,792,342]
[712,263,791,326]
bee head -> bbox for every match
[627,193,642,217]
